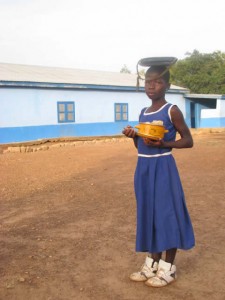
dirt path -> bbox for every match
[0,133,225,300]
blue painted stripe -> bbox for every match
[1,117,222,144]
[0,121,139,144]
[0,81,186,94]
[0,81,144,92]
[200,117,225,128]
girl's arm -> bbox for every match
[143,106,193,149]
[163,105,193,149]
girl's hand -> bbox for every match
[122,125,137,138]
[143,138,164,148]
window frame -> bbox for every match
[114,103,128,122]
[57,101,75,123]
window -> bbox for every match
[57,102,75,123]
[115,103,128,121]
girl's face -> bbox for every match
[145,71,170,101]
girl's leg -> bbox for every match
[151,252,162,262]
[165,248,177,264]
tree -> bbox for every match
[138,68,146,78]
[120,64,131,74]
[170,50,225,94]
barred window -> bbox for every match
[115,103,128,121]
[57,102,75,123]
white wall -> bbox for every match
[201,99,225,118]
[166,93,186,117]
[218,99,225,117]
[0,87,186,127]
[1,88,60,127]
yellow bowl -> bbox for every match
[135,123,168,140]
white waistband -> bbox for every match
[138,151,172,158]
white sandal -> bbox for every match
[130,256,158,282]
[145,259,177,287]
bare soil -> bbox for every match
[0,133,225,300]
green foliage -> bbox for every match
[170,50,225,94]
[138,68,146,78]
[120,64,131,74]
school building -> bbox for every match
[0,63,224,144]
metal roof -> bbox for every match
[185,93,223,99]
[0,62,186,91]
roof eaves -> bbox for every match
[185,93,222,99]
[0,80,145,92]
[168,88,189,94]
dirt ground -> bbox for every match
[0,132,225,300]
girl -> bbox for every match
[122,64,195,287]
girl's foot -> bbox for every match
[145,259,177,287]
[130,256,158,282]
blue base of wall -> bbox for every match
[0,121,139,144]
[1,118,224,144]
[200,117,225,128]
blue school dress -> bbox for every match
[134,103,195,253]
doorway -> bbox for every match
[190,102,196,128]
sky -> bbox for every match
[0,0,225,73]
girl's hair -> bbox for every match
[146,66,170,83]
